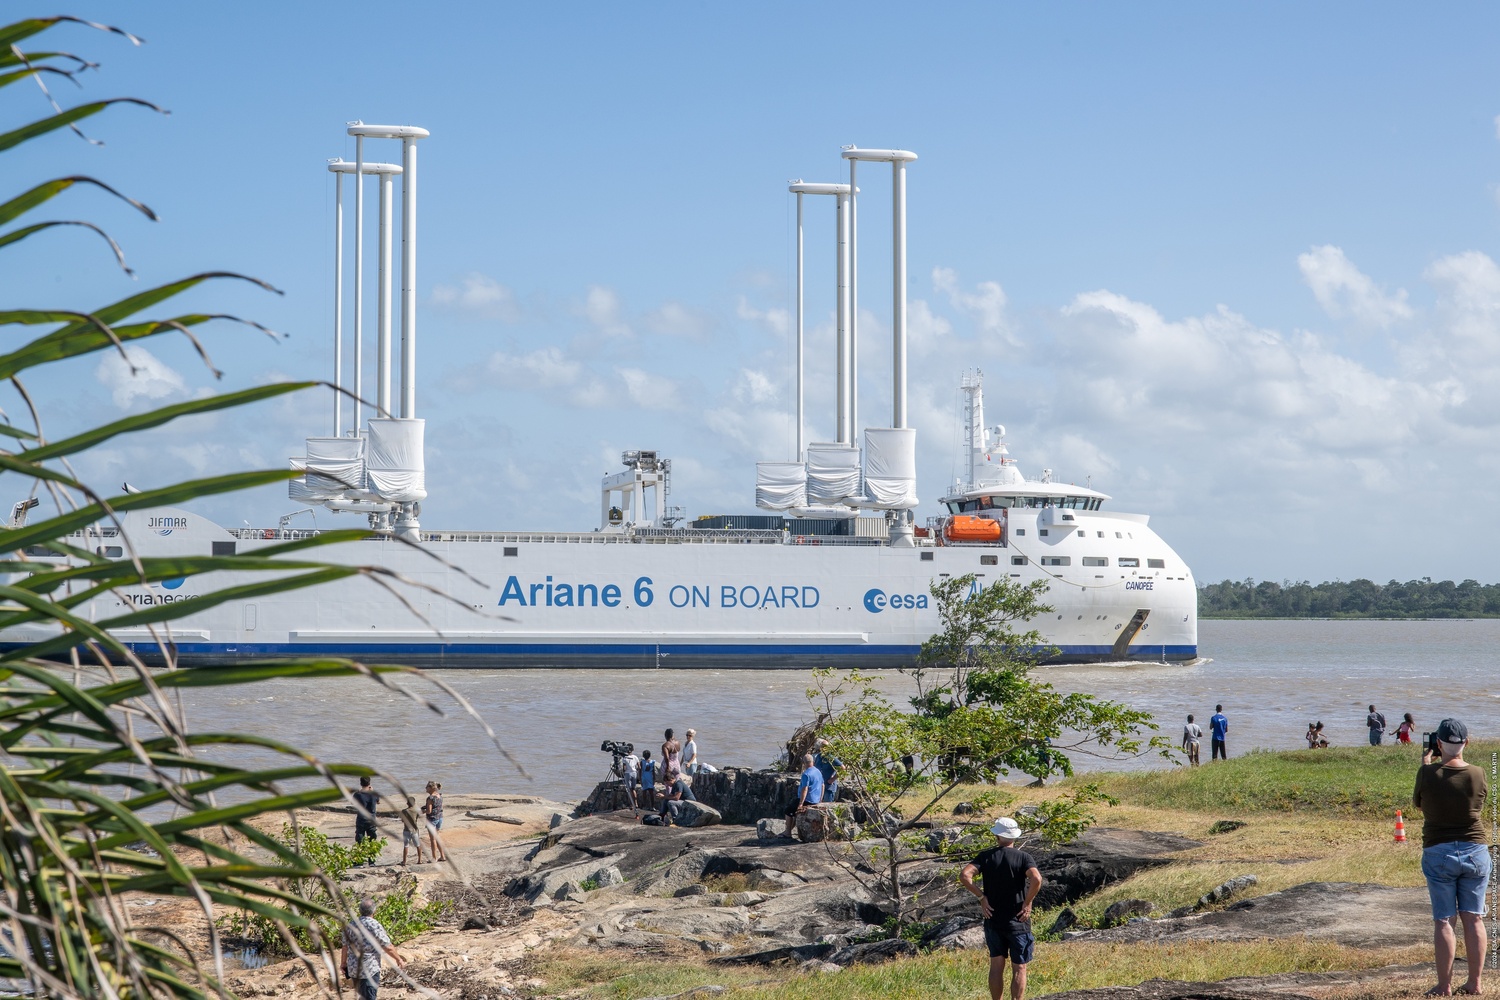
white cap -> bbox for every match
[990,817,1022,839]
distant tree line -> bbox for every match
[1198,578,1500,619]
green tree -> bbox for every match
[0,17,508,998]
[816,576,1170,926]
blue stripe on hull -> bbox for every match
[22,640,1198,669]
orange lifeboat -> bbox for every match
[943,515,1003,542]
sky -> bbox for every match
[7,3,1500,584]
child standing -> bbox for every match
[639,750,657,810]
[399,794,424,866]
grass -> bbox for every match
[1080,741,1500,819]
[526,940,1431,999]
[524,745,1477,998]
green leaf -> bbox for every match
[0,97,163,154]
[0,175,156,227]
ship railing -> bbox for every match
[225,527,888,546]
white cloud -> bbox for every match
[481,346,583,389]
[431,273,521,322]
[932,266,1011,340]
[94,346,188,409]
[580,285,631,337]
[617,367,682,410]
[1297,245,1413,328]
[736,297,789,336]
[732,368,778,405]
[643,301,714,338]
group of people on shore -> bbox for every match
[351,776,447,866]
[1303,705,1418,750]
[614,727,709,825]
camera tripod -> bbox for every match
[589,754,635,815]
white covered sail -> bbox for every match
[805,443,861,504]
[860,427,918,509]
[287,457,323,501]
[304,436,365,497]
[755,462,807,510]
[366,418,427,503]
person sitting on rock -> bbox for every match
[782,752,825,838]
[656,773,697,826]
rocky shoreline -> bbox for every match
[201,784,1444,999]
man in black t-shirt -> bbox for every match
[961,817,1043,1000]
[352,777,380,861]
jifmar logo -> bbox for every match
[148,515,187,536]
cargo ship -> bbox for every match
[0,127,1197,668]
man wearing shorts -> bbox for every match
[782,753,824,838]
[961,818,1043,1000]
[1414,717,1491,997]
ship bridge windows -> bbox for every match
[945,495,1103,513]
[1148,558,1165,568]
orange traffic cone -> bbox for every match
[1394,809,1407,843]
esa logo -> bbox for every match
[862,588,929,613]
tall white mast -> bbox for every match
[347,124,429,418]
[331,165,343,436]
[787,181,853,446]
[795,188,804,459]
[352,130,365,431]
[377,169,394,415]
[327,159,403,426]
[847,155,858,437]
[840,147,918,429]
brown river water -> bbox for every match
[175,618,1500,801]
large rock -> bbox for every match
[668,800,722,828]
[591,865,625,888]
[1102,899,1155,924]
[826,938,917,966]
[922,915,984,950]
[794,806,845,843]
[685,767,806,824]
[1078,882,1431,950]
[1198,874,1256,908]
[635,849,714,898]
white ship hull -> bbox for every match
[4,503,1197,667]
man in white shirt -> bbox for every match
[621,750,641,810]
[683,729,700,776]
[1182,714,1203,767]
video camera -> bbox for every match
[600,740,634,757]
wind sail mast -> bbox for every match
[290,121,430,540]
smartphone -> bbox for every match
[1424,732,1439,755]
